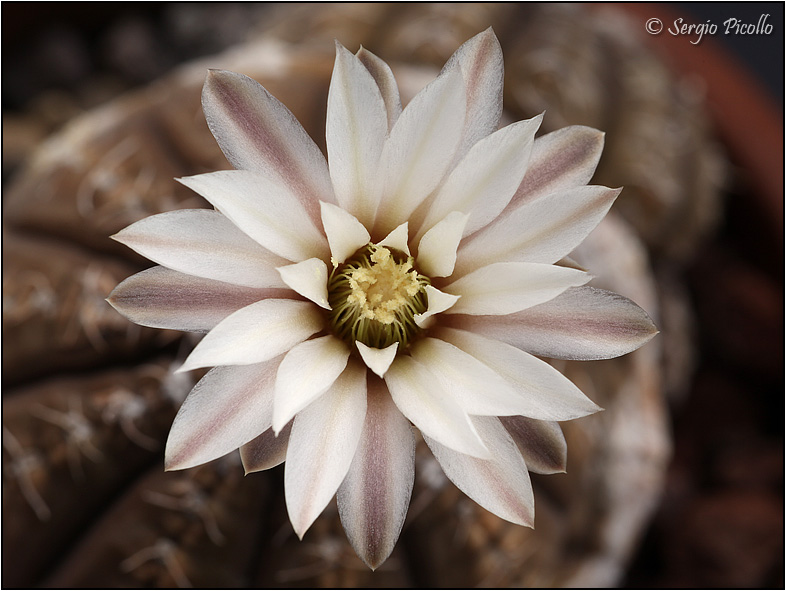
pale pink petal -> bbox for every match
[327,43,389,226]
[112,209,288,288]
[417,115,542,240]
[414,285,460,328]
[277,258,331,310]
[272,336,351,433]
[384,356,489,459]
[447,286,658,361]
[441,28,504,161]
[424,415,534,527]
[372,68,466,236]
[410,338,541,417]
[320,201,370,264]
[356,47,402,131]
[356,342,398,378]
[178,171,329,263]
[178,299,323,372]
[416,212,469,278]
[107,266,285,332]
[285,361,368,538]
[455,185,620,275]
[240,422,292,474]
[511,125,605,208]
[337,377,415,570]
[165,358,281,471]
[433,327,602,420]
[201,69,334,223]
[377,222,410,255]
[499,416,567,475]
[443,262,590,315]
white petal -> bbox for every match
[499,416,567,475]
[372,68,466,235]
[434,327,602,421]
[320,201,370,264]
[178,299,322,372]
[327,43,388,226]
[178,171,329,263]
[444,262,590,315]
[424,415,534,527]
[410,338,536,417]
[384,356,489,459]
[356,341,398,378]
[417,115,542,240]
[455,185,620,274]
[277,258,330,310]
[416,212,469,278]
[240,422,292,474]
[356,47,402,131]
[377,222,410,255]
[449,286,659,361]
[107,266,286,333]
[165,359,280,471]
[112,209,288,288]
[414,285,461,328]
[272,336,351,433]
[337,378,415,570]
[285,361,367,538]
[201,69,334,223]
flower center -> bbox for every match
[327,245,430,350]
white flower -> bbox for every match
[108,29,657,569]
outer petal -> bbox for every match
[434,327,602,420]
[337,377,415,570]
[443,262,590,315]
[277,258,331,310]
[165,358,281,471]
[356,47,402,131]
[416,212,469,278]
[327,43,389,226]
[455,185,620,274]
[178,171,329,263]
[112,209,288,288]
[417,115,542,240]
[107,266,285,332]
[499,416,567,475]
[372,68,466,235]
[272,336,351,433]
[178,299,323,372]
[201,69,334,223]
[320,201,370,264]
[356,342,398,378]
[285,361,368,538]
[447,286,658,361]
[384,356,489,459]
[424,415,534,527]
[240,422,292,474]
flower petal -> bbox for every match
[165,359,281,471]
[434,327,602,421]
[201,69,334,222]
[447,286,658,360]
[240,422,292,474]
[337,377,415,570]
[285,361,367,538]
[178,299,323,372]
[272,336,351,433]
[417,115,542,240]
[384,356,489,459]
[424,415,534,527]
[444,262,590,315]
[178,171,329,263]
[277,258,331,310]
[112,209,288,288]
[356,47,402,131]
[356,341,398,378]
[320,201,370,264]
[372,67,466,235]
[327,43,389,226]
[498,416,567,475]
[107,266,284,332]
[377,222,410,255]
[416,212,469,278]
[414,285,460,328]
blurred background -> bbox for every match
[2,3,783,587]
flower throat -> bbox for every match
[327,244,430,350]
